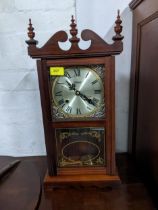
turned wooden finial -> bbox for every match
[113,10,124,41]
[26,19,38,45]
[69,15,80,43]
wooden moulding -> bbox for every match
[129,0,144,10]
[44,172,121,190]
[26,15,123,59]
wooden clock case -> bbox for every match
[26,12,123,189]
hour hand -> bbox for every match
[66,80,71,88]
[79,93,96,106]
[66,81,76,90]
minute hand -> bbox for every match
[79,92,96,106]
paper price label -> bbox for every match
[50,67,64,76]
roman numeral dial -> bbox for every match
[52,66,104,117]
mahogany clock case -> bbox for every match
[26,13,124,187]
[37,56,115,177]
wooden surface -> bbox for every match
[128,0,158,204]
[0,154,156,210]
[0,156,41,210]
[129,0,158,152]
[41,184,155,210]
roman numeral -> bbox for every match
[74,81,81,84]
[91,80,98,85]
[57,82,64,85]
[74,68,80,77]
[92,98,99,105]
[58,99,65,106]
[65,72,71,78]
[76,108,81,115]
[87,106,92,111]
[85,72,89,78]
[94,90,101,94]
[55,91,62,96]
[66,106,72,113]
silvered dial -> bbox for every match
[52,67,104,117]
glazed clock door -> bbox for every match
[47,59,108,173]
[56,127,105,168]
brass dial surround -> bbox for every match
[51,66,105,119]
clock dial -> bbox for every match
[52,66,104,117]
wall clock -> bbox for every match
[26,11,124,189]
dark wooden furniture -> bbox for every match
[129,0,158,203]
[0,155,156,210]
[0,157,41,210]
[26,13,124,188]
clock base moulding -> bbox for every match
[43,172,121,190]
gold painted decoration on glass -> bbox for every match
[52,66,104,119]
[56,127,105,167]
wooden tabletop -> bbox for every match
[0,155,156,210]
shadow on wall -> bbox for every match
[104,7,132,153]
